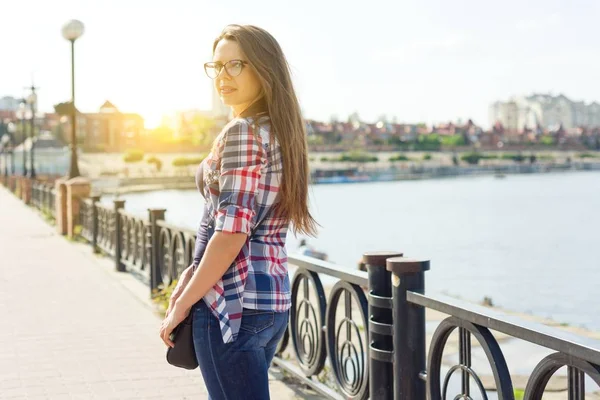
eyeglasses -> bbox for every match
[204,59,248,79]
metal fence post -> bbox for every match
[148,208,166,294]
[91,195,101,253]
[363,251,403,400]
[113,200,126,272]
[41,184,47,212]
[387,257,429,400]
[32,181,38,209]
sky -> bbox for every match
[1,0,599,129]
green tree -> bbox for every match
[415,134,441,151]
[440,134,466,147]
[540,136,555,146]
[53,101,78,115]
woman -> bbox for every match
[159,24,317,399]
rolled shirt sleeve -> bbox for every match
[215,120,265,235]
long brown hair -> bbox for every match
[213,24,318,237]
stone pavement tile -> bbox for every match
[0,186,314,400]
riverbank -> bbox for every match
[91,159,600,195]
[80,150,600,179]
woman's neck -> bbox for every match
[234,97,268,119]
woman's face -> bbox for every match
[212,39,262,116]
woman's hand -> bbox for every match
[165,265,194,318]
[159,302,191,348]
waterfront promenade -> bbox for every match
[0,186,313,400]
[2,180,600,399]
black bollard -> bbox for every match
[363,251,403,400]
[387,257,429,400]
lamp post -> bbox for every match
[16,100,27,176]
[27,89,37,178]
[1,134,7,177]
[2,133,10,178]
[62,19,84,179]
[7,122,15,175]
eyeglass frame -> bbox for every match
[204,59,249,79]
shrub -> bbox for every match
[338,152,379,163]
[501,153,525,163]
[482,153,498,159]
[147,156,163,172]
[172,155,207,167]
[123,149,144,163]
[460,152,483,165]
[389,154,410,162]
[320,156,329,162]
[578,152,598,158]
[423,153,432,161]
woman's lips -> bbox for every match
[220,87,236,95]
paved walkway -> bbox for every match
[0,187,308,400]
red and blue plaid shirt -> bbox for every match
[193,116,291,343]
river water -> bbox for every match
[106,171,600,331]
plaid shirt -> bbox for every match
[193,116,291,343]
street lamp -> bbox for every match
[1,133,10,177]
[27,90,37,178]
[16,100,27,176]
[62,19,84,179]
[7,122,15,175]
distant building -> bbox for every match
[0,96,20,111]
[55,101,145,151]
[490,94,600,133]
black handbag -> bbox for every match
[166,313,198,369]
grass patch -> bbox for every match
[389,154,411,162]
[151,280,178,317]
[123,149,145,163]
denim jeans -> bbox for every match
[192,301,289,400]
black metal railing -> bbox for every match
[30,180,57,219]
[118,208,153,282]
[75,199,198,292]
[9,181,600,399]
[370,256,600,400]
[272,254,372,400]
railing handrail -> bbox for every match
[288,253,368,287]
[408,291,600,365]
[95,202,113,212]
[156,219,197,236]
[117,208,149,223]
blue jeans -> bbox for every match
[192,301,289,400]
